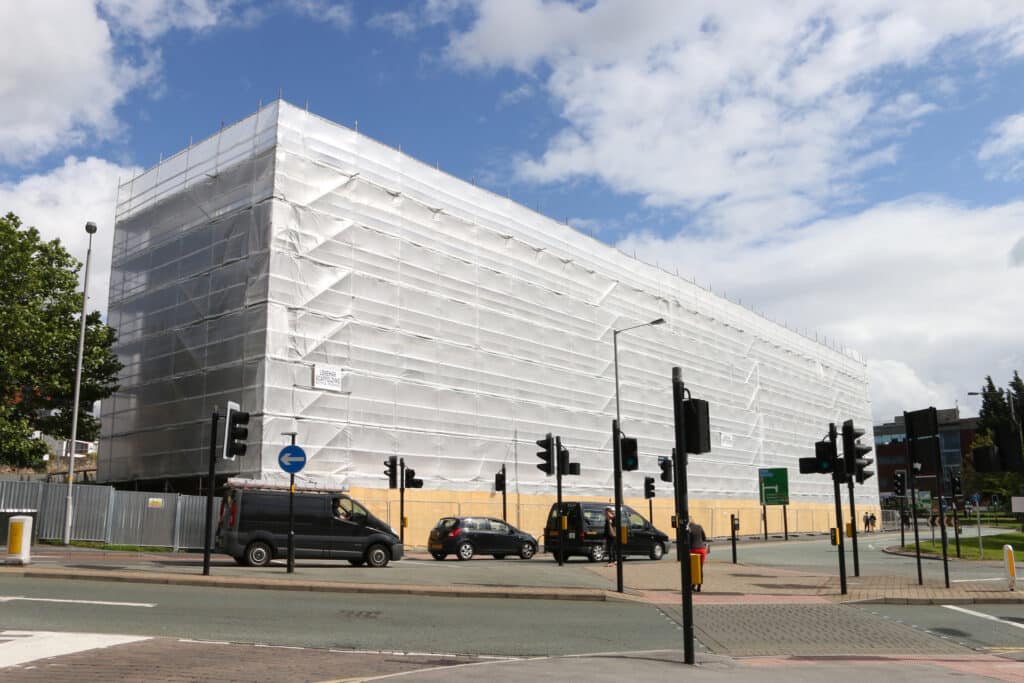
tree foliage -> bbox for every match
[970,371,1024,503]
[0,212,122,469]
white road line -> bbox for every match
[0,596,156,608]
[942,604,1024,630]
[0,630,150,668]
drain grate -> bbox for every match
[337,610,381,619]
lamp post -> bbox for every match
[63,221,97,546]
[612,317,665,592]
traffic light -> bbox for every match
[536,433,554,475]
[495,467,506,492]
[644,476,656,499]
[949,470,962,497]
[621,436,639,471]
[800,439,837,475]
[893,470,906,497]
[556,438,580,475]
[385,456,398,489]
[842,419,873,484]
[225,409,250,459]
[658,454,673,482]
[683,398,711,454]
[404,467,423,489]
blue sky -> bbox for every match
[3,1,1024,422]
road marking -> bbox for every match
[942,604,1024,630]
[950,577,1005,583]
[0,630,149,668]
[0,596,156,608]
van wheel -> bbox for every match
[587,545,605,563]
[245,541,272,567]
[519,543,536,560]
[366,544,390,568]
[456,541,474,561]
[650,542,665,561]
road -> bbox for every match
[0,575,679,657]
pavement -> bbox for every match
[3,539,1023,682]
[2,539,1020,605]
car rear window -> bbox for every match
[435,518,458,530]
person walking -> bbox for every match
[863,511,870,533]
[869,512,877,532]
[688,520,708,591]
[603,506,616,567]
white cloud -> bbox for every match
[0,157,139,317]
[0,3,154,165]
[978,112,1024,179]
[368,10,418,36]
[98,0,227,40]
[868,360,956,424]
[618,198,1024,421]
[441,1,1024,234]
[284,0,353,30]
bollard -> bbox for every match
[6,515,33,565]
[1005,545,1016,591]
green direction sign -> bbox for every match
[758,468,790,506]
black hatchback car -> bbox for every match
[428,517,538,561]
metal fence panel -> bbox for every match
[110,491,178,547]
[0,480,43,511]
[178,494,220,551]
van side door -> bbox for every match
[328,496,371,559]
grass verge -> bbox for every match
[38,539,174,553]
[905,531,1023,561]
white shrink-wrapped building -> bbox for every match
[100,101,875,537]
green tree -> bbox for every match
[0,212,122,469]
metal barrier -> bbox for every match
[0,481,217,550]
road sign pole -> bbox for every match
[783,504,788,541]
[828,424,847,596]
[501,464,507,523]
[762,504,767,541]
[730,514,737,564]
[286,433,297,574]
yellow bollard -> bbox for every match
[690,553,703,590]
[6,515,33,565]
[1004,545,1016,591]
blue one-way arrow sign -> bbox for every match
[278,445,306,474]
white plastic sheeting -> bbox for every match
[100,101,875,507]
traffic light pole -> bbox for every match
[399,458,405,545]
[555,436,565,569]
[952,499,961,558]
[612,420,623,589]
[908,440,923,585]
[936,465,950,589]
[501,464,507,523]
[202,410,220,577]
[899,497,906,548]
[828,424,847,596]
[847,477,860,577]
[671,367,695,666]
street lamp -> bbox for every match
[612,317,665,591]
[63,221,97,546]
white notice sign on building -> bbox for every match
[312,364,345,392]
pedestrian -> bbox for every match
[688,520,708,591]
[863,511,870,532]
[869,512,877,532]
[603,506,616,567]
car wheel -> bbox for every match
[587,545,605,563]
[348,558,366,567]
[519,542,536,560]
[650,542,665,561]
[431,552,446,560]
[366,544,390,568]
[456,541,474,561]
[244,541,272,567]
